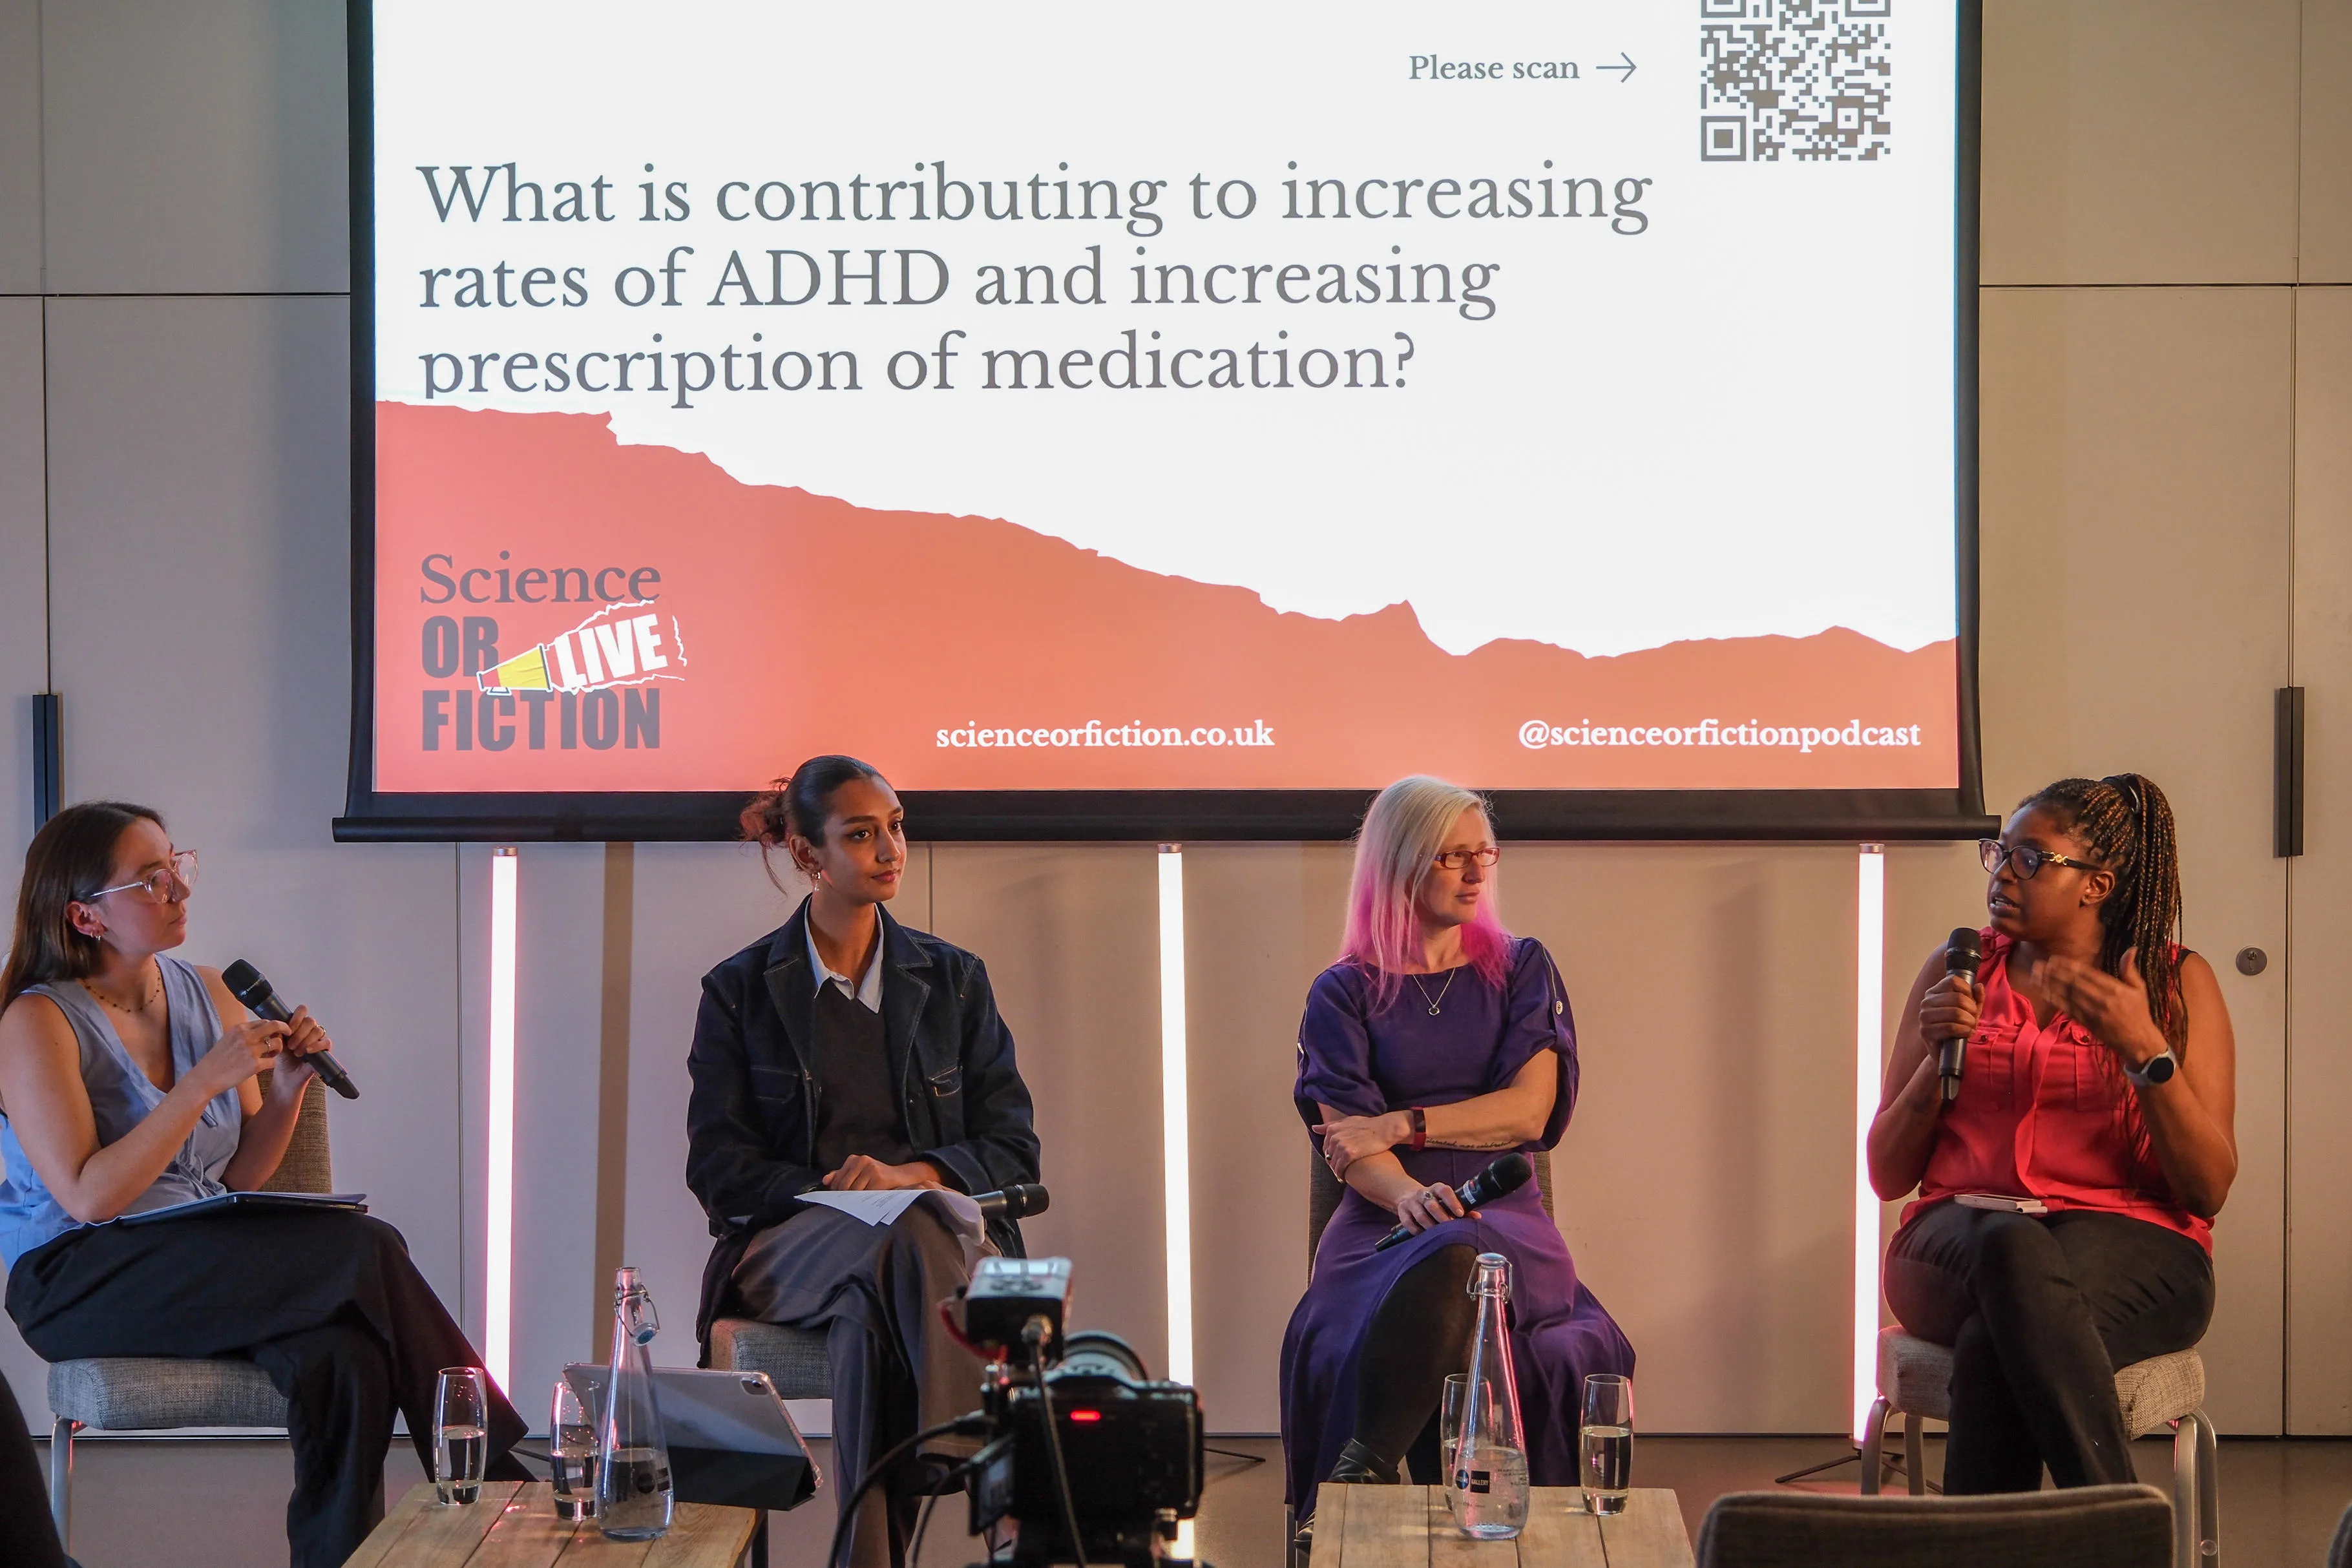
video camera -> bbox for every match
[955,1256,1207,1567]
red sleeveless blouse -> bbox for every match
[1904,929,2209,1252]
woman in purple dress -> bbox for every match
[1281,776,1633,1540]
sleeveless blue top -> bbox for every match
[0,956,242,1273]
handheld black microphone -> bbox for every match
[971,1183,1049,1220]
[1372,1152,1531,1252]
[1937,927,1983,1104]
[221,959,359,1100]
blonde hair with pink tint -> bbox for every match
[1340,775,1513,1010]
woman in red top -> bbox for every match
[1867,774,2238,1492]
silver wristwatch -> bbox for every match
[2125,1049,2178,1088]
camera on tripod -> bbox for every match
[954,1256,1207,1567]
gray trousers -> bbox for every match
[734,1197,986,1568]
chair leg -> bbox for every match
[748,1506,768,1568]
[2170,1412,2200,1568]
[48,1416,77,1552]
[2192,1408,2219,1565]
[1858,1396,1890,1495]
[1284,1502,1297,1568]
[1904,1412,1927,1496]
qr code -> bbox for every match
[1699,0,1893,163]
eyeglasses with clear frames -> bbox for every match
[1433,846,1502,872]
[1977,839,2100,881]
[84,850,199,905]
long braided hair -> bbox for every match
[2021,773,2185,1168]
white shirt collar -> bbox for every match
[807,910,885,1013]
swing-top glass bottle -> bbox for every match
[1448,1251,1529,1538]
[594,1265,674,1540]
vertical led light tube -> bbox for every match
[486,846,520,1396]
[1852,844,1885,1441]
[1157,844,1193,1387]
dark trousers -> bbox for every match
[1885,1202,2213,1493]
[733,1200,983,1568]
[0,1368,66,1568]
[6,1209,529,1568]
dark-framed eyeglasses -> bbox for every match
[83,850,198,905]
[1433,846,1501,872]
[1978,839,2100,881]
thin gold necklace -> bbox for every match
[1411,970,1457,1016]
[81,965,161,1014]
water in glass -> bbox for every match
[1580,1425,1633,1514]
[434,1425,487,1505]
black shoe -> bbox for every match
[1327,1438,1400,1486]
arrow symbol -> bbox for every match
[1598,52,1636,81]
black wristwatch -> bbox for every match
[2125,1049,2178,1088]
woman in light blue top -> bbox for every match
[0,802,524,1568]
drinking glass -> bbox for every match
[1439,1374,1473,1520]
[551,1379,598,1521]
[433,1367,490,1505]
[1579,1373,1634,1516]
[1440,1373,1505,1523]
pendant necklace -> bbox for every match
[1411,970,1456,1016]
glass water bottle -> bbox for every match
[1449,1252,1529,1538]
[594,1266,675,1540]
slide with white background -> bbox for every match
[368,0,1961,795]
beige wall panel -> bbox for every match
[929,846,1168,1372]
[0,298,43,886]
[1507,844,1856,1433]
[34,297,465,1425]
[620,841,933,1402]
[1978,286,2292,1430]
[2288,288,2352,1430]
[1980,0,2301,286]
[0,297,46,1423]
[2305,0,2352,282]
[1180,842,1350,1433]
[0,0,39,293]
[40,0,346,293]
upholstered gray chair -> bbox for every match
[45,1073,331,1551]
[2327,1500,2352,1568]
[1697,1483,2173,1568]
[1860,1325,2216,1568]
[705,1315,833,1401]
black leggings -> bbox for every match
[7,1209,529,1568]
[0,1369,65,1568]
[1885,1204,2212,1493]
[1349,1243,1480,1475]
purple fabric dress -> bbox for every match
[1279,937,1635,1510]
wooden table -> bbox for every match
[344,1483,761,1568]
[1310,1485,1694,1568]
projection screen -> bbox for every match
[339,0,1988,841]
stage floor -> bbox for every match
[40,1431,2352,1565]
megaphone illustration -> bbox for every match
[477,643,554,693]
